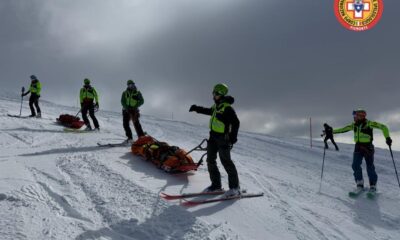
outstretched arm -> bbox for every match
[333,123,354,134]
[189,105,212,115]
[369,121,390,138]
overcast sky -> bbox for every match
[1,0,399,148]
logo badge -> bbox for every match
[334,0,384,31]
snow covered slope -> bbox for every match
[1,94,399,240]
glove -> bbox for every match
[95,103,99,108]
[230,135,238,145]
[189,105,198,112]
[386,137,392,146]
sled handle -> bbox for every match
[186,139,208,155]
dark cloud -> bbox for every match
[1,0,399,141]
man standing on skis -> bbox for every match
[80,78,100,131]
[189,83,241,197]
[22,75,42,118]
[333,109,392,193]
[121,80,145,143]
[321,123,339,151]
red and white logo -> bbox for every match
[334,0,384,31]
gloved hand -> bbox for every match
[189,105,198,112]
[386,137,392,146]
[230,135,238,145]
[95,103,99,108]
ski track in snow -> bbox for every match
[0,94,400,240]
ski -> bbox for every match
[7,114,31,118]
[63,128,93,133]
[97,142,130,148]
[348,188,364,198]
[181,192,264,206]
[160,190,226,200]
[366,190,377,199]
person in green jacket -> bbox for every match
[80,78,100,131]
[22,75,42,118]
[333,109,392,192]
[121,80,145,142]
[189,83,241,197]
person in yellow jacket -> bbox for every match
[189,84,241,197]
[121,80,145,143]
[80,78,100,131]
[22,75,42,118]
[333,109,392,193]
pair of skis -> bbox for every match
[349,188,377,199]
[160,190,264,206]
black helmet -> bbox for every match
[30,75,37,80]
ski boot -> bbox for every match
[123,138,134,145]
[203,185,223,193]
[367,185,377,199]
[349,180,364,198]
[224,187,241,198]
[36,113,41,118]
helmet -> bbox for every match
[354,108,367,118]
[84,78,90,85]
[127,80,134,85]
[30,75,37,80]
[213,83,229,96]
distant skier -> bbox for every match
[333,109,392,193]
[321,123,339,151]
[22,75,42,118]
[189,83,241,197]
[121,80,145,143]
[80,78,100,131]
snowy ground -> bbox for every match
[1,93,400,240]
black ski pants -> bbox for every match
[324,136,339,150]
[207,134,239,189]
[123,109,145,139]
[81,103,99,129]
[29,94,41,116]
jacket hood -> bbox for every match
[221,95,235,105]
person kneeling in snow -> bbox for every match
[333,109,392,193]
[121,80,145,143]
[189,83,240,197]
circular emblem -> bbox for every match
[334,0,384,31]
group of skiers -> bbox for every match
[21,75,394,197]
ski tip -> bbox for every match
[159,193,173,200]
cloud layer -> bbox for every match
[1,0,399,148]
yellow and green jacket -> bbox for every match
[80,86,99,105]
[333,120,390,144]
[24,80,42,96]
[121,90,144,109]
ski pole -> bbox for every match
[389,146,400,189]
[19,87,25,117]
[75,109,81,118]
[318,147,326,192]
